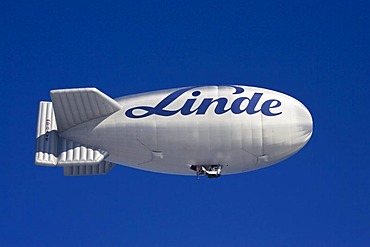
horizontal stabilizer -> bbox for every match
[64,161,115,176]
[50,88,122,132]
[57,138,109,166]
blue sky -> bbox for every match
[1,0,369,246]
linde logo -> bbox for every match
[125,86,282,119]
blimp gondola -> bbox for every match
[35,85,313,178]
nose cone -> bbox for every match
[295,104,313,148]
[260,98,313,166]
[282,101,313,160]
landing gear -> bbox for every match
[190,165,223,179]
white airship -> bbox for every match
[35,85,313,178]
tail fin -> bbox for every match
[35,101,59,166]
[50,87,122,132]
[35,93,117,176]
[63,161,115,176]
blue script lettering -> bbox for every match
[125,86,282,118]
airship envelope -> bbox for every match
[35,85,313,177]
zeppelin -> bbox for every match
[35,85,313,178]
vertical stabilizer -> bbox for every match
[50,88,122,132]
[35,101,58,166]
